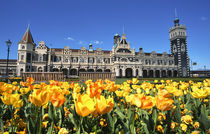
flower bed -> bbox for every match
[0,78,209,133]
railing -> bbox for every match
[21,72,65,83]
[79,72,116,82]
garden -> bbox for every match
[0,77,209,134]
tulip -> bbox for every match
[51,92,65,107]
[156,96,174,111]
[29,89,51,107]
[140,95,155,109]
[20,88,31,94]
[130,94,144,107]
[191,89,208,99]
[26,77,34,85]
[1,93,21,106]
[132,78,139,84]
[96,95,114,115]
[75,94,95,117]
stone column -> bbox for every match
[139,69,143,77]
[116,68,119,77]
[153,70,156,78]
[122,68,126,77]
[133,68,136,77]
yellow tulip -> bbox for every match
[132,78,139,84]
[29,89,51,107]
[20,88,31,94]
[96,95,114,115]
[191,89,208,99]
[75,94,95,117]
[1,93,23,108]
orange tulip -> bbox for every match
[130,94,144,107]
[156,96,174,111]
[140,95,155,109]
[96,95,114,115]
[51,93,65,107]
[158,89,172,98]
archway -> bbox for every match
[167,70,172,77]
[87,69,94,72]
[161,70,166,77]
[105,69,111,72]
[38,67,43,72]
[96,69,102,72]
[125,68,133,78]
[70,69,77,75]
[62,68,68,77]
[155,70,160,78]
[53,68,59,72]
[20,68,23,74]
[143,70,147,78]
[173,70,178,77]
[149,70,154,78]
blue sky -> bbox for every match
[0,0,209,70]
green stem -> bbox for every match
[9,106,14,133]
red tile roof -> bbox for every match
[20,28,34,44]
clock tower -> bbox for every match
[169,13,190,77]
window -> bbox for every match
[21,55,24,60]
[181,43,185,52]
[40,56,43,62]
[22,45,25,49]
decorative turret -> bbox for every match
[114,33,120,48]
[89,43,93,52]
[17,26,36,76]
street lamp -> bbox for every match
[6,39,12,78]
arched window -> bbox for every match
[181,43,185,52]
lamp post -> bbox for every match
[6,39,12,78]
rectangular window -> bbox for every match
[40,56,43,62]
[21,55,24,60]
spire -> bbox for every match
[20,27,34,44]
[174,8,179,26]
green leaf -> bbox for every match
[199,113,210,131]
[141,122,149,134]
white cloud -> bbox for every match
[78,40,83,45]
[66,37,74,41]
[93,40,103,45]
[201,16,207,21]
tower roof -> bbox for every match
[20,27,34,44]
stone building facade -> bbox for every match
[15,17,189,78]
[0,59,17,77]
